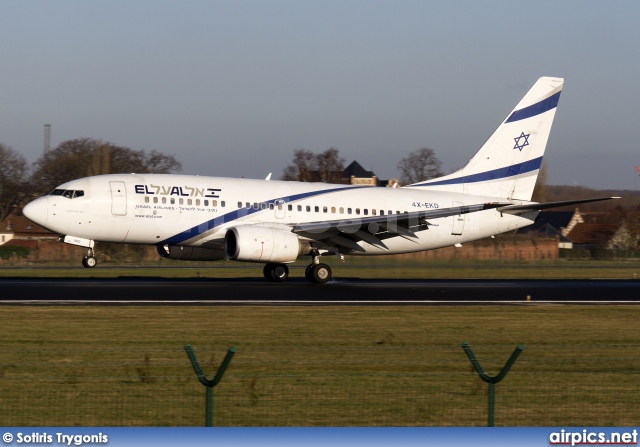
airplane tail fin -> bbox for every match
[407,77,564,201]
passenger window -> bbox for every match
[170,198,175,204]
[355,208,361,215]
[297,205,302,211]
[364,209,368,215]
[261,202,266,210]
[339,207,344,214]
[347,208,352,214]
[306,205,311,212]
[204,200,209,206]
[279,204,284,210]
[238,202,242,208]
[145,197,149,203]
[212,200,217,206]
[246,202,250,208]
[196,199,200,206]
[153,197,158,204]
[179,198,184,205]
[253,203,259,210]
[162,197,167,204]
[269,203,274,210]
[315,206,319,212]
[323,206,328,213]
[331,207,336,213]
[187,199,192,206]
[287,204,292,211]
[380,210,384,216]
[221,201,225,207]
[372,209,376,216]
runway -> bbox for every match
[1,278,639,305]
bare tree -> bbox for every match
[281,148,345,183]
[315,147,345,183]
[141,149,183,174]
[397,147,443,185]
[30,138,182,195]
[0,144,28,222]
[281,149,315,181]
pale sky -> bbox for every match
[1,1,639,190]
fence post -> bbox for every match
[184,344,236,427]
[461,342,523,427]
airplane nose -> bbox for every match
[23,197,49,227]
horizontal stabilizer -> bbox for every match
[497,197,620,215]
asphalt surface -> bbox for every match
[1,278,639,305]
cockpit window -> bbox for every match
[49,189,85,199]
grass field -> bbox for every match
[1,304,640,426]
[1,257,640,279]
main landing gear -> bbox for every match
[263,263,289,282]
[81,246,97,269]
[304,250,332,284]
[263,250,333,284]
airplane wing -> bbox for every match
[292,202,504,252]
[497,197,620,215]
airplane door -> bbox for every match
[451,201,465,235]
[110,181,127,216]
[275,200,286,219]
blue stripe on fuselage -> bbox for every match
[408,156,542,187]
[505,91,561,123]
[158,185,367,246]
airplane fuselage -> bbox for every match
[29,173,537,256]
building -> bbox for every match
[1,212,57,246]
[342,161,397,187]
[516,210,578,249]
[567,222,636,250]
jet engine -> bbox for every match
[225,225,308,263]
[156,245,225,261]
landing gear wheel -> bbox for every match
[82,256,97,268]
[263,263,289,282]
[304,264,314,281]
[310,263,331,284]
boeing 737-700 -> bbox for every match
[22,77,617,283]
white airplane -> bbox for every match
[23,77,616,283]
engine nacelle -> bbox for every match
[157,245,225,261]
[225,225,307,263]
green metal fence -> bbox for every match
[1,344,639,426]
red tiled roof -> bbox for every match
[567,223,619,245]
[1,213,54,237]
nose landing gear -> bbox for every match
[81,246,97,268]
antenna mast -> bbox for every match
[44,124,51,152]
